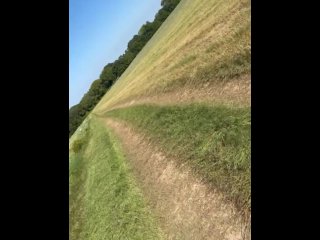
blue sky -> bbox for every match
[69,0,161,108]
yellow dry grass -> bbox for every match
[94,0,251,113]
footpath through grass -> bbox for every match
[105,104,251,214]
[69,117,163,240]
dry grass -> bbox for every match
[72,0,252,238]
[99,74,250,113]
[105,118,250,240]
[94,0,251,113]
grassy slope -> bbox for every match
[92,0,251,214]
[70,0,251,237]
[69,117,162,240]
[95,0,250,111]
[105,104,251,213]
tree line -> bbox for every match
[69,0,181,137]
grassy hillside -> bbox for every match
[95,0,250,111]
[93,0,251,214]
[104,104,251,212]
[70,0,251,238]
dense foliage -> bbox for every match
[69,0,181,137]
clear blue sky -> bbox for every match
[69,0,161,108]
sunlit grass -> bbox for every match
[69,0,251,237]
[95,0,250,111]
[105,103,251,213]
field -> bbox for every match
[70,0,251,239]
[95,0,250,111]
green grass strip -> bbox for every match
[69,117,163,240]
[105,103,251,212]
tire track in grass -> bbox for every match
[105,118,249,240]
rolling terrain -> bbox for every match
[70,0,251,239]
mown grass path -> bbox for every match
[69,117,163,240]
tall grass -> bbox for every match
[105,103,251,214]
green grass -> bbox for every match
[105,104,251,213]
[69,117,163,240]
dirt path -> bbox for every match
[104,118,250,240]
